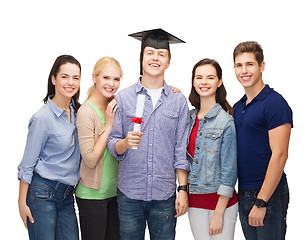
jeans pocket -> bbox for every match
[29,184,54,201]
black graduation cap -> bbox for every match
[129,28,185,75]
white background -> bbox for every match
[1,0,307,239]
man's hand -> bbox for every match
[175,191,188,218]
[248,205,266,227]
[124,131,144,148]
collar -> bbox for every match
[47,97,75,118]
[240,84,273,103]
[190,103,222,119]
[135,77,170,96]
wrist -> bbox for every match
[103,126,112,135]
[254,198,268,208]
[177,185,189,193]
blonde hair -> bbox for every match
[87,56,123,98]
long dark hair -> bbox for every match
[43,55,81,111]
[188,58,233,115]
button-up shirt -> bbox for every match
[107,79,190,201]
[18,98,81,186]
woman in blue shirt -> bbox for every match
[187,58,238,240]
[18,55,82,240]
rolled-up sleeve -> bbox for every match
[18,116,47,184]
[217,120,237,198]
[173,95,190,172]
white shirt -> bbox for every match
[145,87,163,109]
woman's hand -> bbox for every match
[18,202,34,229]
[209,212,223,235]
[105,99,117,131]
[18,180,34,229]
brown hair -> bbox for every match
[188,58,233,115]
[233,41,264,65]
[43,55,81,112]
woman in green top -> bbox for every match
[75,57,122,240]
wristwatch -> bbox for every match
[254,198,268,208]
[177,185,188,193]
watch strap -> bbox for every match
[177,185,188,193]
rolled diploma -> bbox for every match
[132,94,145,149]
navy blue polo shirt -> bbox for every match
[233,85,293,190]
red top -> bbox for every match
[187,115,238,210]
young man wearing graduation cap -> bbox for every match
[107,29,190,239]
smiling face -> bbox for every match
[234,52,264,90]
[52,63,80,100]
[141,46,170,78]
[193,64,222,100]
[92,64,121,98]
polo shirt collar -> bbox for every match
[135,77,170,96]
[240,84,273,103]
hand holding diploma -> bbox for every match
[131,94,145,149]
[114,94,145,154]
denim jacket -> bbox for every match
[187,104,237,198]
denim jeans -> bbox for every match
[26,173,79,240]
[238,182,289,240]
[117,189,177,240]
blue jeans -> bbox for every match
[26,173,79,240]
[117,189,177,240]
[238,182,289,240]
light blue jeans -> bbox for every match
[26,172,79,240]
[117,189,177,240]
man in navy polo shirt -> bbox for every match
[233,41,293,240]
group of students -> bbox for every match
[17,28,293,240]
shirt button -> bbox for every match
[148,97,151,100]
[194,175,197,178]
[203,120,206,123]
[149,159,152,162]
[199,132,202,136]
[195,161,198,164]
[149,143,152,147]
[148,174,151,177]
[242,110,245,113]
[196,147,199,150]
[150,128,153,131]
[193,188,197,192]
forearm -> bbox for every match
[115,138,129,155]
[18,180,29,205]
[93,126,112,160]
[215,195,229,215]
[176,168,188,186]
[257,153,288,202]
[258,124,291,202]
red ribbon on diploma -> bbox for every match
[131,117,144,124]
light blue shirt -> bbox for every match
[107,79,190,201]
[18,98,81,186]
